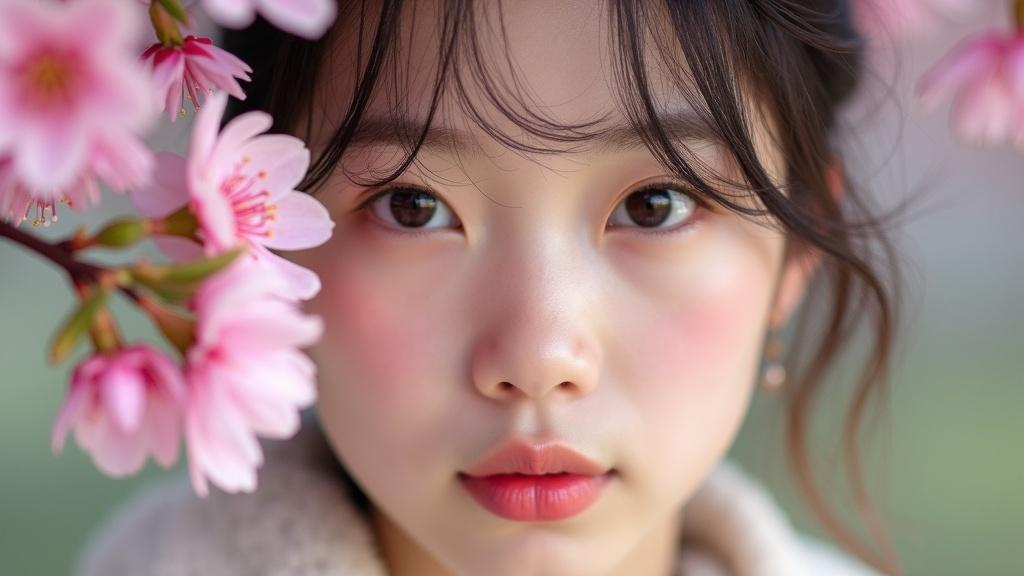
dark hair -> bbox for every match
[224,1,904,573]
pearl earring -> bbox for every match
[760,326,786,392]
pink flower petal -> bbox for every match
[219,299,324,352]
[917,37,1000,110]
[80,417,150,477]
[952,70,1015,144]
[263,192,334,250]
[201,0,257,29]
[145,393,182,468]
[238,134,310,201]
[90,133,155,193]
[132,152,189,218]
[190,91,229,172]
[51,380,90,453]
[256,0,337,39]
[257,248,322,300]
[207,110,274,179]
[154,235,205,262]
[220,363,303,437]
[17,121,89,194]
[101,364,146,433]
[184,375,262,494]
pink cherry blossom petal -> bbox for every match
[132,152,190,218]
[51,345,185,478]
[257,247,322,300]
[219,300,324,352]
[918,31,1024,147]
[207,111,274,178]
[18,121,89,194]
[189,90,229,169]
[100,364,146,433]
[146,393,182,468]
[154,235,205,262]
[256,0,337,39]
[237,134,310,200]
[263,192,334,250]
[182,257,321,495]
[952,70,1015,144]
[201,0,257,29]
[917,37,999,110]
[78,418,149,477]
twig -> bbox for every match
[0,220,107,284]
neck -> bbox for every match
[371,504,686,576]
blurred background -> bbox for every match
[1,4,1021,575]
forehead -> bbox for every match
[315,0,697,150]
[310,0,784,191]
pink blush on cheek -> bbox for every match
[314,266,430,396]
[644,262,772,393]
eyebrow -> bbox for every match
[344,110,720,156]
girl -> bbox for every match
[77,0,903,574]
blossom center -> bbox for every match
[221,158,277,240]
[21,51,78,107]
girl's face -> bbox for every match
[294,2,815,575]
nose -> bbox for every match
[469,238,602,403]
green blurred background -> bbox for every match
[2,7,1022,576]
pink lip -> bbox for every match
[458,440,615,521]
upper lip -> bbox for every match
[462,439,612,477]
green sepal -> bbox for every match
[93,218,148,248]
[130,248,245,303]
[49,288,109,364]
[155,0,189,25]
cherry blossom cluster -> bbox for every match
[855,0,1024,148]
[0,0,335,497]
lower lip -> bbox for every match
[458,471,614,521]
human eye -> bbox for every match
[606,180,706,237]
[354,184,462,236]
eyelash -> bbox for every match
[352,180,710,239]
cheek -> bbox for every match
[303,233,466,472]
[621,224,780,399]
[609,220,782,490]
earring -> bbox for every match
[759,326,786,392]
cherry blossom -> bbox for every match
[132,91,334,300]
[0,0,155,225]
[51,344,186,476]
[143,36,252,122]
[917,32,1024,146]
[183,257,322,496]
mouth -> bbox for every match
[457,470,616,521]
[458,439,616,521]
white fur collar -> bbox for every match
[76,422,878,576]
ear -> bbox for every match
[768,157,845,327]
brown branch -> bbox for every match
[0,220,107,284]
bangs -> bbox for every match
[295,0,852,227]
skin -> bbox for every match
[290,1,823,575]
